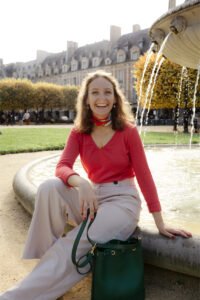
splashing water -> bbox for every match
[139,32,172,134]
[135,43,154,123]
[174,66,186,145]
[189,66,200,147]
[145,56,165,126]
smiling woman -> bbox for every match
[75,70,133,134]
[87,77,116,119]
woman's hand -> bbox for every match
[68,175,98,220]
[78,179,98,220]
[152,211,192,239]
[157,224,192,239]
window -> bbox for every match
[54,66,59,74]
[73,77,77,85]
[81,57,89,70]
[45,65,51,76]
[130,46,140,61]
[62,64,69,73]
[92,57,100,67]
[105,58,111,65]
[116,70,124,86]
[117,50,126,63]
[71,59,78,71]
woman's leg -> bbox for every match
[23,177,82,259]
[0,199,140,300]
[0,179,141,300]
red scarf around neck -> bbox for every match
[92,115,111,126]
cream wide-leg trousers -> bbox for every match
[0,177,141,300]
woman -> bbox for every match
[0,70,192,300]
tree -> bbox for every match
[134,53,200,109]
[62,86,79,111]
[134,53,200,131]
[0,78,34,110]
[33,82,63,110]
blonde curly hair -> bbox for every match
[74,70,134,133]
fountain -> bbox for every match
[149,0,200,70]
[137,0,200,283]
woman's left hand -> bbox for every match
[152,212,192,239]
[158,224,192,239]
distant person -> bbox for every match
[18,111,23,126]
[23,110,30,125]
[0,70,192,300]
[6,112,12,126]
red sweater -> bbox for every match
[55,123,161,213]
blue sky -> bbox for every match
[0,0,183,64]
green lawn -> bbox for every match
[0,127,199,154]
[0,128,70,154]
[140,131,200,145]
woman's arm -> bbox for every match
[128,126,192,238]
[152,211,192,238]
[128,126,161,212]
[55,128,80,185]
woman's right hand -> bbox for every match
[78,179,98,220]
[67,175,98,220]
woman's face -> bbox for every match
[86,77,116,119]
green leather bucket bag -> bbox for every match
[72,212,145,300]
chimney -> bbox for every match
[168,0,176,10]
[110,25,121,45]
[132,24,141,33]
[66,41,78,61]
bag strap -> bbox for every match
[71,210,94,275]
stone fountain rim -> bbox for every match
[150,0,200,32]
[12,150,200,278]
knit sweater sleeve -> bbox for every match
[55,128,80,186]
[127,125,161,213]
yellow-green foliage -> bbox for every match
[134,53,200,109]
[33,82,64,109]
[0,78,79,111]
[62,86,79,110]
[0,78,34,110]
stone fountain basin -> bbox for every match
[150,0,200,69]
[12,147,200,279]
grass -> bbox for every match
[140,131,200,145]
[0,127,199,154]
[0,128,70,154]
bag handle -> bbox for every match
[71,210,94,275]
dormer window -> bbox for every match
[45,64,51,76]
[62,64,69,73]
[38,69,43,77]
[71,59,78,71]
[92,57,100,67]
[117,49,126,63]
[105,57,111,65]
[130,46,140,61]
[53,66,59,75]
[81,57,89,69]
